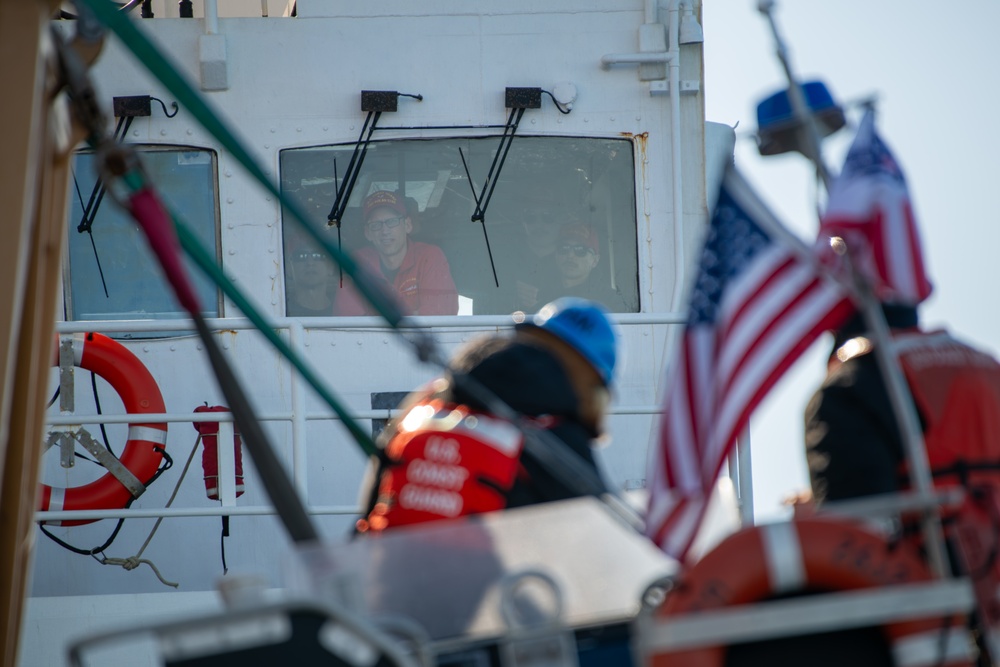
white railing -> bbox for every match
[38,313,680,523]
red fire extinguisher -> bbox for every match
[193,405,245,500]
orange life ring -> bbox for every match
[645,518,975,667]
[38,332,167,526]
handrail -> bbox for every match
[42,316,673,525]
[47,405,665,427]
[53,312,686,334]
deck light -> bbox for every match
[679,2,704,45]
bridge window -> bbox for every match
[279,136,639,316]
[65,147,221,328]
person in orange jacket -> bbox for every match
[355,297,619,533]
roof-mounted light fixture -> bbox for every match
[678,1,704,45]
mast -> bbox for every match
[0,1,83,662]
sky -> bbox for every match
[700,1,1000,521]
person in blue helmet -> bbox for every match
[355,297,618,532]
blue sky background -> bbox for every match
[701,1,1000,520]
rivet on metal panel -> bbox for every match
[227,198,234,204]
[322,126,328,131]
[187,129,193,135]
[225,169,232,177]
[264,144,269,149]
[270,128,276,133]
[584,118,589,123]
[159,129,167,136]
[170,345,176,351]
[610,116,616,121]
[356,340,362,346]
[228,249,236,255]
[227,223,234,229]
[132,130,139,137]
[143,346,149,353]
[296,127,301,132]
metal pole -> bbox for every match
[850,264,950,577]
[757,1,950,577]
[757,0,833,190]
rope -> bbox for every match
[93,435,201,589]
[97,556,177,588]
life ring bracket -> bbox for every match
[44,427,147,498]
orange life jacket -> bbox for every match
[895,330,1000,490]
[362,398,524,532]
[896,330,1000,640]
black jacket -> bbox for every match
[359,337,609,520]
[804,306,919,503]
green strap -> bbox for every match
[173,218,380,458]
[81,0,406,329]
[121,164,379,457]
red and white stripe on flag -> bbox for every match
[646,167,853,562]
[819,109,932,305]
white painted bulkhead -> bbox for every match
[22,2,721,664]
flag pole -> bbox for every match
[756,0,833,190]
[756,1,950,577]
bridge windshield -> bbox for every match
[65,147,221,327]
[279,136,639,316]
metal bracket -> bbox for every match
[498,569,578,667]
[326,90,423,228]
[648,79,700,96]
[58,337,75,413]
[45,427,147,498]
[44,430,77,469]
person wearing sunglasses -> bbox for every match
[285,243,336,317]
[535,224,625,311]
[335,190,458,316]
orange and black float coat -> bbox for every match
[895,330,1000,633]
[806,328,1000,632]
[363,399,523,532]
[806,328,1000,503]
[894,330,1000,492]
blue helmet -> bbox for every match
[518,298,618,386]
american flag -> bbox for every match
[646,166,854,561]
[819,109,932,305]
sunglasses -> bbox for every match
[294,251,328,262]
[557,244,595,258]
[366,216,404,232]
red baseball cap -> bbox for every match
[362,190,407,221]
